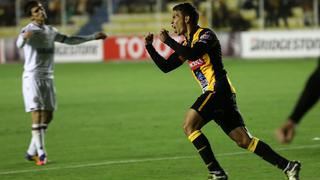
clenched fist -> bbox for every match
[145,33,154,45]
[159,29,169,43]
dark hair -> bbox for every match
[173,3,199,25]
[24,1,40,16]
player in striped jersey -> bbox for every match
[17,1,107,165]
[145,3,300,180]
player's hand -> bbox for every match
[145,33,154,45]
[94,32,107,40]
[275,119,296,144]
[159,29,169,43]
[23,31,33,40]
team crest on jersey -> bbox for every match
[198,31,213,44]
[188,59,205,70]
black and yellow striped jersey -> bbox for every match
[146,26,236,94]
[182,27,236,93]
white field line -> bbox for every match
[0,144,319,176]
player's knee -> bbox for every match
[42,111,53,124]
[48,113,53,122]
[182,121,195,136]
[235,137,251,149]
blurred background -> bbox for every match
[1,1,320,179]
[0,0,319,63]
[1,0,319,34]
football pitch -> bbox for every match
[0,58,319,180]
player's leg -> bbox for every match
[184,109,227,179]
[27,111,53,165]
[216,94,300,179]
[186,92,227,179]
[26,113,49,163]
[218,94,289,169]
[25,138,37,161]
[289,61,320,123]
[23,76,40,161]
[229,127,289,169]
[39,111,53,155]
[30,110,52,165]
[25,111,41,161]
[276,62,320,143]
[23,77,55,165]
[228,127,301,179]
[30,110,46,164]
[36,79,56,165]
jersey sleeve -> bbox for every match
[146,44,184,73]
[164,33,208,61]
[54,27,96,45]
[16,28,28,48]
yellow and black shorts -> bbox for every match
[191,91,245,134]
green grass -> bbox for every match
[0,59,319,180]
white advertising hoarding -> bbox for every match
[241,30,320,58]
[54,40,103,63]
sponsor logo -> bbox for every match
[195,71,208,90]
[199,31,213,41]
[54,41,103,62]
[250,37,320,51]
[188,59,205,70]
[55,45,98,55]
[104,36,184,61]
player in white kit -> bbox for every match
[17,1,107,165]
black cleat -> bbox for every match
[285,161,301,180]
[208,171,228,180]
[25,153,38,162]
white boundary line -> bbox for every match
[0,144,319,176]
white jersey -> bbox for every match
[17,22,95,79]
[17,23,58,79]
[17,22,96,112]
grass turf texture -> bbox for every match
[0,58,319,180]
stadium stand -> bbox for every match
[103,13,172,35]
[0,0,318,37]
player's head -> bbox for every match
[171,3,199,35]
[25,1,47,22]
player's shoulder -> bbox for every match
[46,25,58,32]
[198,27,218,43]
[200,28,217,39]
[20,23,37,33]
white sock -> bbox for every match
[40,123,48,155]
[32,124,45,156]
[27,135,36,156]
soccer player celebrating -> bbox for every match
[145,3,300,180]
[17,1,107,165]
[276,58,320,143]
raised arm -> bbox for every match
[160,29,214,61]
[164,36,207,61]
[55,32,107,45]
[145,33,184,73]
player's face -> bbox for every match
[30,4,47,23]
[171,10,187,35]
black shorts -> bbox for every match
[191,91,245,134]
